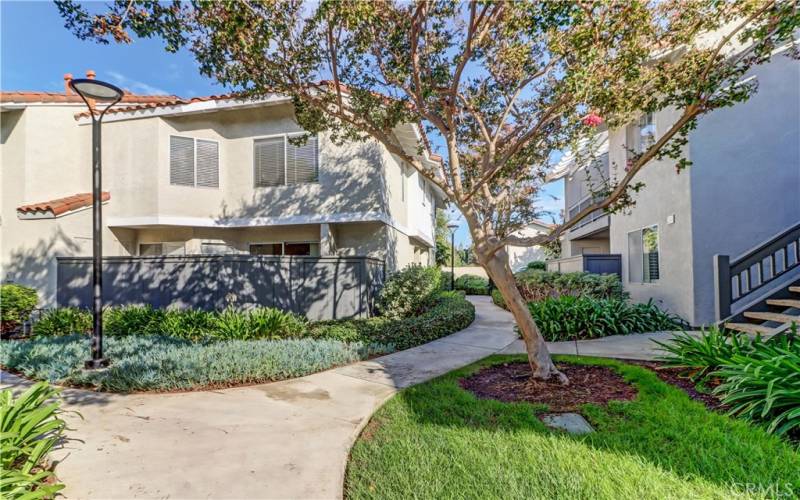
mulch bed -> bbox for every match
[460,362,637,412]
[630,361,728,412]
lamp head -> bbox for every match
[447,222,459,234]
[69,78,124,102]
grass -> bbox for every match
[0,335,391,392]
[345,355,800,499]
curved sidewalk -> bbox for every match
[0,296,680,499]
[0,296,518,500]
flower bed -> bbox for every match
[0,335,390,392]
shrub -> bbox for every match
[378,265,442,319]
[526,296,684,341]
[103,305,166,337]
[714,332,800,438]
[514,270,625,302]
[0,382,67,499]
[0,284,38,333]
[0,335,391,392]
[212,307,306,341]
[37,305,306,342]
[654,327,752,383]
[309,291,475,351]
[657,325,800,438]
[525,260,547,271]
[440,271,454,290]
[33,307,91,336]
[453,274,489,295]
[158,309,216,339]
[491,288,506,309]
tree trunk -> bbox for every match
[479,247,568,384]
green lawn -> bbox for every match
[345,355,799,499]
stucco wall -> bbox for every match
[1,106,135,305]
[563,237,610,257]
[608,106,697,324]
[1,100,434,305]
[688,53,800,325]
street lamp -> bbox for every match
[447,222,459,291]
[70,76,124,369]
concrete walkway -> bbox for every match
[0,296,681,499]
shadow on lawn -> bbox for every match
[390,354,800,496]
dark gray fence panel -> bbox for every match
[583,254,622,276]
[56,255,385,321]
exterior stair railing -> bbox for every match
[714,221,800,320]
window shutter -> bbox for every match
[286,135,318,184]
[196,139,219,188]
[170,136,195,186]
[254,137,285,187]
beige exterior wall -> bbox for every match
[563,237,610,257]
[1,101,441,306]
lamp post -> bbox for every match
[69,76,123,369]
[447,222,459,291]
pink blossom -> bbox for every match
[582,113,603,127]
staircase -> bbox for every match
[714,222,800,337]
[725,283,800,336]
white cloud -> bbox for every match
[105,70,169,95]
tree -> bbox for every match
[434,208,455,267]
[56,0,799,383]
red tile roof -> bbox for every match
[0,91,179,105]
[79,93,238,118]
[17,192,110,217]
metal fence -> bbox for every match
[56,255,385,321]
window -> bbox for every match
[169,136,220,188]
[638,113,656,152]
[249,242,320,256]
[139,242,185,256]
[627,225,660,283]
[254,134,318,187]
[250,243,283,255]
[401,164,406,202]
[200,241,236,255]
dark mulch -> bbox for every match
[460,362,637,412]
[631,361,728,412]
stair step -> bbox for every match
[766,299,800,308]
[789,286,800,293]
[743,311,800,323]
[725,322,774,335]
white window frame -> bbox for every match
[627,223,661,284]
[638,113,656,152]
[253,132,319,188]
[169,135,221,189]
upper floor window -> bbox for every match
[254,134,318,187]
[170,136,219,188]
[627,225,660,283]
[638,113,656,151]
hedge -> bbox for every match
[378,265,442,319]
[514,269,625,302]
[0,284,38,334]
[527,295,686,341]
[308,291,475,350]
[33,306,307,341]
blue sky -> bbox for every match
[1,1,564,247]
